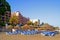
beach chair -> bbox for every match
[18,30,22,34]
[12,31,18,34]
[40,30,50,36]
[21,31,27,35]
[26,31,31,34]
[40,33,46,36]
[6,32,12,35]
[50,32,56,36]
[35,29,40,34]
[30,30,35,34]
[21,32,25,35]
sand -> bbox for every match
[0,32,60,40]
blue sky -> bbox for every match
[6,0,60,27]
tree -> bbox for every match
[40,22,44,26]
[33,21,38,26]
[54,26,59,30]
[0,0,11,15]
[9,14,18,26]
[0,0,11,26]
[27,20,33,25]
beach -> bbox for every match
[0,32,60,40]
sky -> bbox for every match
[6,0,60,27]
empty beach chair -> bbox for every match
[18,30,24,33]
[40,33,46,36]
[20,31,23,35]
[12,31,18,34]
[30,30,35,34]
[18,30,22,33]
[49,32,55,36]
[12,29,18,34]
[26,31,31,34]
[27,29,31,31]
[21,31,27,35]
[6,32,12,35]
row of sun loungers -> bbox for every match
[6,29,59,36]
[6,29,38,35]
[40,30,58,36]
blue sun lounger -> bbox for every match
[6,32,12,34]
[40,30,56,36]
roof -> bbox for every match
[21,24,30,29]
[40,23,54,31]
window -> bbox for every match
[2,17,5,21]
[0,2,2,6]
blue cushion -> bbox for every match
[6,32,12,34]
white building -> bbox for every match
[15,11,20,16]
[30,19,40,26]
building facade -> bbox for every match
[30,19,40,26]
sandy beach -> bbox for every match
[0,32,60,40]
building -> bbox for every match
[11,11,29,24]
[0,11,11,22]
[0,0,11,26]
[30,19,40,26]
[5,11,11,22]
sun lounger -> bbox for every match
[6,32,12,35]
[21,31,27,35]
[40,30,57,36]
[40,33,46,36]
[12,31,18,34]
